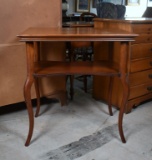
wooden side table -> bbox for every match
[18,27,137,146]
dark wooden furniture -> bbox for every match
[63,21,94,98]
[93,18,152,113]
[80,12,98,21]
[62,15,80,22]
[18,27,137,146]
[62,15,95,22]
[64,21,94,99]
[62,21,94,28]
[62,11,97,23]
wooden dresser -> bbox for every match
[93,18,152,113]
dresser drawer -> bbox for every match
[131,43,152,59]
[132,24,152,33]
[132,34,152,44]
[129,69,152,86]
[130,58,152,73]
[129,83,152,100]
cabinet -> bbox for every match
[93,18,152,113]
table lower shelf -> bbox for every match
[33,61,120,77]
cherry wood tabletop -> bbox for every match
[18,27,137,41]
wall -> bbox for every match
[0,0,62,44]
[0,0,64,106]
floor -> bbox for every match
[0,77,152,160]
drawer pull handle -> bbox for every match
[150,61,152,66]
[147,86,152,91]
[149,74,152,78]
[151,48,152,52]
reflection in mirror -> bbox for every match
[62,0,126,23]
[62,0,98,23]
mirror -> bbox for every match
[62,0,126,23]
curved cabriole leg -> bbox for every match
[24,78,34,147]
[34,78,41,117]
[118,41,130,143]
[118,75,129,143]
[118,112,126,143]
[108,77,113,116]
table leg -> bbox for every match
[24,77,34,146]
[108,77,113,116]
[24,42,35,146]
[118,41,129,143]
[34,42,41,117]
[70,75,74,100]
[118,75,128,143]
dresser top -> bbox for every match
[94,18,152,24]
[125,17,152,23]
